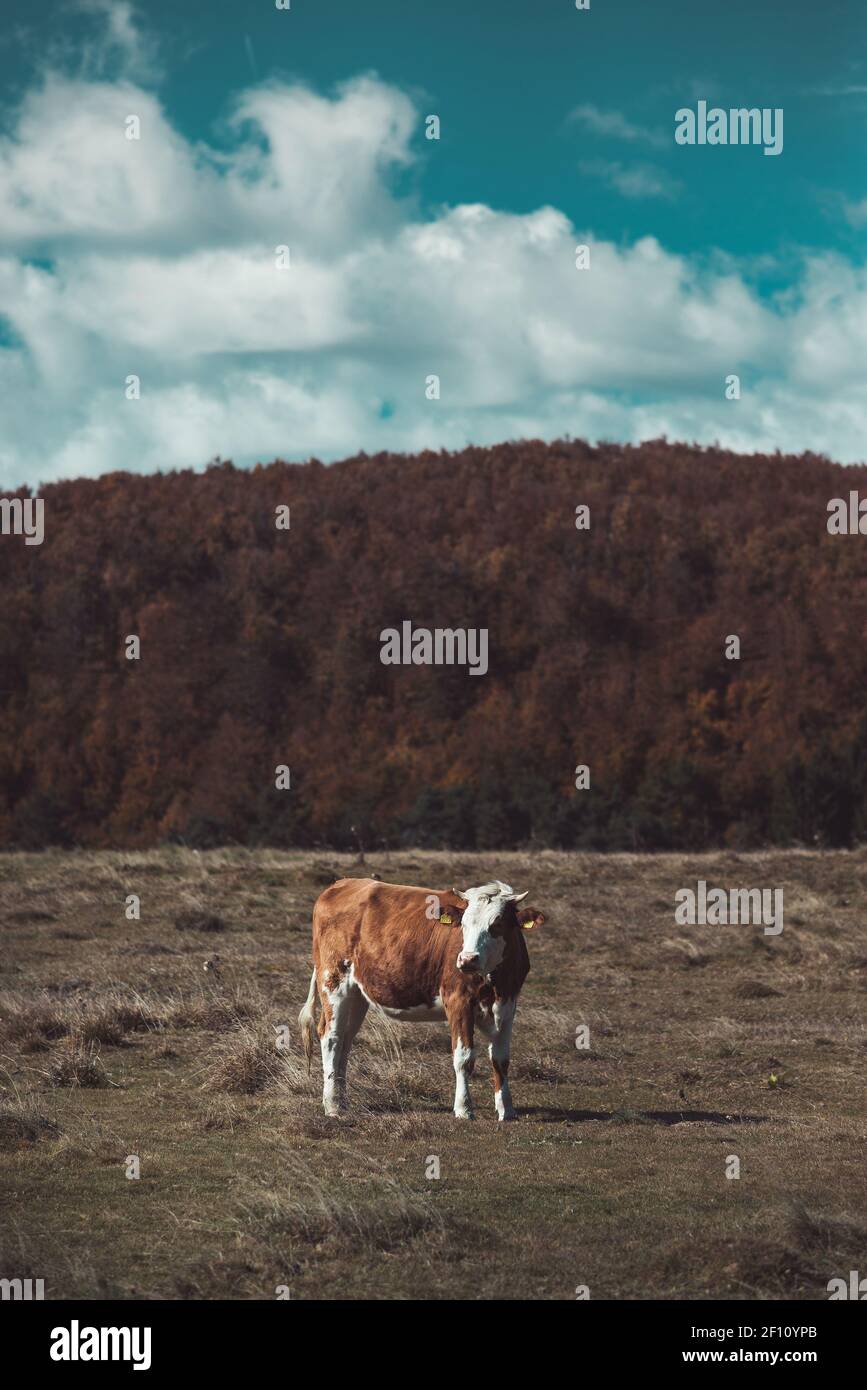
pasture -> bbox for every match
[0,847,865,1300]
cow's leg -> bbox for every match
[318,972,366,1116]
[335,986,368,1102]
[447,1001,476,1120]
[479,999,517,1121]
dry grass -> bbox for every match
[240,1151,449,1252]
[199,1024,290,1095]
[45,1038,112,1089]
[174,910,228,934]
[0,988,163,1051]
[167,991,257,1033]
[0,846,865,1299]
[0,1084,60,1150]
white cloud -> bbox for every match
[0,69,865,488]
[74,0,162,84]
[844,196,867,226]
[30,1,162,87]
[568,103,669,149]
[579,158,682,200]
[0,78,202,247]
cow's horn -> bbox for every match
[511,890,529,903]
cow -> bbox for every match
[298,877,545,1120]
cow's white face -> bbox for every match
[455,881,526,976]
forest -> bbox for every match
[2,437,867,851]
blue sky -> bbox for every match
[0,0,865,486]
[167,0,864,264]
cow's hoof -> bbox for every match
[495,1094,517,1121]
[453,1110,475,1120]
[323,1104,345,1118]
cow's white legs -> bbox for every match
[452,1040,476,1119]
[319,975,368,1117]
[447,1003,476,1119]
[478,999,517,1121]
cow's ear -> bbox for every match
[435,891,466,927]
[518,908,545,930]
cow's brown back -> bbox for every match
[312,878,469,1010]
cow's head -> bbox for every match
[453,881,544,976]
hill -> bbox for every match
[2,438,867,849]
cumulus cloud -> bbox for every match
[0,67,865,488]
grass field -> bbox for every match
[1,847,865,1301]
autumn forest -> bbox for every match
[2,438,867,851]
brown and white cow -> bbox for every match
[298,878,545,1120]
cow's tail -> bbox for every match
[298,967,318,1074]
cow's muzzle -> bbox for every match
[457,951,481,973]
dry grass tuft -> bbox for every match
[199,1024,289,1095]
[47,1038,111,1089]
[0,1090,60,1149]
[73,1004,128,1047]
[199,1097,246,1132]
[1,992,67,1048]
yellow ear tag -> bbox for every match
[438,913,454,925]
